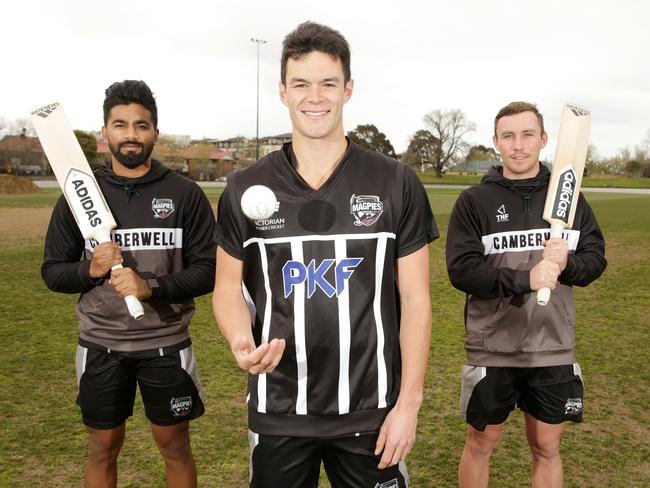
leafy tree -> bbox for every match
[402,130,440,172]
[422,109,476,177]
[347,124,396,158]
[465,144,498,163]
[74,130,97,162]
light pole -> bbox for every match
[251,38,266,161]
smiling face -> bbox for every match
[493,111,548,179]
[279,50,353,144]
[101,103,158,172]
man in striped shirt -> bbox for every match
[213,22,438,487]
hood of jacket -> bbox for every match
[481,163,550,197]
[94,159,171,200]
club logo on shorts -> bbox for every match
[350,194,383,226]
[375,479,399,488]
[170,396,193,416]
[564,397,583,415]
[152,198,175,219]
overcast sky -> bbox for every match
[2,0,649,160]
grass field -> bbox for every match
[417,172,650,188]
[0,187,648,487]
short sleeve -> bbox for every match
[215,177,246,260]
[395,166,439,257]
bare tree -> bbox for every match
[9,117,36,137]
[422,109,476,177]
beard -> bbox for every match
[108,140,155,169]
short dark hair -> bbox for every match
[494,101,544,138]
[103,80,158,128]
[281,22,351,84]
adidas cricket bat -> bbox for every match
[31,102,145,319]
[537,104,591,306]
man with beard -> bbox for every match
[41,80,216,488]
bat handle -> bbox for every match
[111,263,145,320]
[536,224,565,306]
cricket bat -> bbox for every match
[31,102,145,319]
[537,103,591,306]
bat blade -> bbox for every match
[542,104,591,230]
[537,104,591,306]
[31,102,144,319]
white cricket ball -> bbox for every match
[240,185,278,220]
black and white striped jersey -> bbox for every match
[216,142,438,437]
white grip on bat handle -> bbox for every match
[536,224,564,306]
[111,263,145,320]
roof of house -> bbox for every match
[0,135,43,152]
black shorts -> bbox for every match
[248,430,410,488]
[75,339,205,429]
[460,363,584,431]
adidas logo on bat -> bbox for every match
[568,104,589,117]
[31,102,60,118]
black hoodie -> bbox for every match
[42,160,216,353]
[446,164,606,367]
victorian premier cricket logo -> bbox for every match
[550,165,577,224]
[350,194,384,226]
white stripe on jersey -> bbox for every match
[255,241,273,414]
[291,241,308,415]
[481,228,580,255]
[85,227,183,251]
[243,231,397,248]
[335,239,351,414]
[374,235,389,408]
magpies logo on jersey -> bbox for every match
[152,198,175,219]
[350,194,383,226]
[283,258,363,298]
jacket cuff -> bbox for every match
[560,254,578,283]
[513,269,532,294]
[79,260,104,289]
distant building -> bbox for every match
[216,133,292,166]
[96,138,234,181]
[447,159,500,175]
[0,134,49,175]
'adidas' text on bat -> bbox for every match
[31,102,145,319]
[537,104,591,306]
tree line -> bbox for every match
[348,113,650,178]
[3,113,649,178]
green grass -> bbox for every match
[416,172,650,188]
[1,189,649,487]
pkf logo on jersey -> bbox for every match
[496,204,509,223]
[152,198,175,219]
[283,258,363,298]
[170,396,193,417]
[350,194,383,226]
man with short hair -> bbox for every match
[213,22,437,487]
[42,80,216,487]
[446,101,606,487]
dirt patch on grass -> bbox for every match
[0,207,52,239]
[0,175,41,194]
